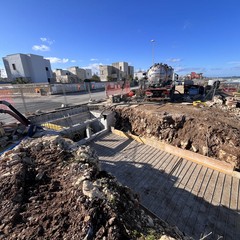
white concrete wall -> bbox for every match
[0,69,7,78]
[3,54,30,81]
[28,54,52,83]
[3,53,52,83]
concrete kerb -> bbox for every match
[111,127,240,179]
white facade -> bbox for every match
[0,69,7,78]
[3,53,52,83]
[134,71,145,80]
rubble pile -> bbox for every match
[209,96,240,119]
[112,103,240,169]
[0,135,187,240]
[0,122,27,151]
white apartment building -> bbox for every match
[3,53,52,83]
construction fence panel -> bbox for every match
[221,82,240,94]
[105,81,131,98]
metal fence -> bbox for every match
[0,83,106,124]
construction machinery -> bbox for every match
[143,63,178,99]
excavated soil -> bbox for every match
[111,102,240,169]
[0,135,188,240]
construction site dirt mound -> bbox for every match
[112,103,240,169]
[0,135,188,240]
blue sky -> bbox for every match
[0,0,240,77]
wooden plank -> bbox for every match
[152,160,194,217]
[129,148,168,190]
[111,128,236,176]
[90,133,240,239]
[180,167,210,235]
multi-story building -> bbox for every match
[99,61,134,81]
[134,70,146,80]
[67,66,86,80]
[53,69,77,83]
[2,53,52,83]
[53,66,92,83]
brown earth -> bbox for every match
[0,135,188,240]
[111,102,240,169]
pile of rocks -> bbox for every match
[0,122,27,151]
[0,135,188,239]
[209,96,240,120]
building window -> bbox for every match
[120,66,122,71]
[12,64,16,70]
[46,67,49,71]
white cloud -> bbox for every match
[40,37,47,42]
[46,57,69,63]
[83,63,102,74]
[175,67,206,73]
[90,58,99,61]
[71,60,76,63]
[32,44,50,51]
[168,58,182,63]
[227,61,240,65]
[40,37,54,45]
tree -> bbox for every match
[91,74,100,82]
[12,77,32,84]
[127,75,133,81]
[107,75,114,82]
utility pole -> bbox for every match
[151,39,155,66]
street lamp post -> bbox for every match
[151,39,155,66]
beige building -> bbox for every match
[53,66,92,83]
[99,61,134,81]
[53,69,78,83]
[67,67,86,80]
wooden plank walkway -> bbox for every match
[89,132,240,240]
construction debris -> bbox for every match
[0,122,27,151]
[0,135,189,240]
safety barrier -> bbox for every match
[105,81,130,98]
